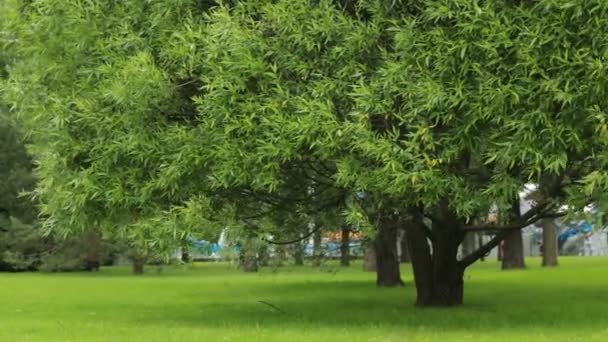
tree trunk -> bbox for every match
[460,232,476,259]
[399,230,411,263]
[312,227,323,267]
[497,241,503,261]
[541,218,559,267]
[242,255,258,272]
[502,229,526,270]
[374,213,403,287]
[181,242,190,263]
[406,209,465,306]
[340,226,350,267]
[293,240,304,266]
[430,231,464,305]
[83,231,101,271]
[362,241,376,272]
[258,244,269,267]
[132,258,144,275]
[502,201,526,270]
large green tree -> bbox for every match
[5,0,608,305]
[192,0,608,305]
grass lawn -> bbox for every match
[1,257,607,341]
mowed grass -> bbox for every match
[1,257,608,342]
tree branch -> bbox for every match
[262,224,320,245]
[457,230,510,269]
[462,201,554,232]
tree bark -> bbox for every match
[83,230,101,271]
[374,213,403,287]
[340,226,350,267]
[181,242,190,263]
[541,218,559,267]
[502,201,526,270]
[460,232,476,259]
[293,240,304,266]
[430,231,464,305]
[258,244,269,267]
[132,258,144,275]
[399,229,411,263]
[312,227,323,267]
[405,218,434,305]
[502,229,526,270]
[242,255,258,272]
[406,208,465,306]
[362,240,377,272]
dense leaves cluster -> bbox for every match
[3,0,608,301]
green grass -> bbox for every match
[1,257,608,341]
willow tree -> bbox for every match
[195,0,608,305]
[5,0,608,305]
[1,0,226,273]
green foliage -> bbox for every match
[0,214,47,271]
[2,0,222,248]
[0,118,37,223]
[4,0,608,253]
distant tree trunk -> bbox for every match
[363,240,377,272]
[240,240,259,272]
[293,239,304,266]
[541,218,559,267]
[460,232,476,259]
[181,241,190,263]
[83,231,101,271]
[132,257,144,275]
[502,229,526,270]
[242,255,258,272]
[274,245,286,267]
[312,227,323,267]
[478,234,486,261]
[374,213,403,287]
[258,244,269,267]
[340,226,350,267]
[502,201,526,270]
[497,241,503,261]
[399,230,411,263]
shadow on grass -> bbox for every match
[131,278,608,332]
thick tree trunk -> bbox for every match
[340,226,350,267]
[431,232,464,305]
[541,219,559,267]
[406,209,465,306]
[502,201,526,270]
[132,258,144,275]
[399,230,411,263]
[362,241,377,272]
[374,213,403,287]
[405,219,434,305]
[312,227,323,267]
[502,229,526,270]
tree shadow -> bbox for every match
[130,278,608,332]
